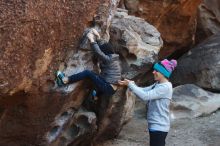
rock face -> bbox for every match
[0,0,162,145]
[110,8,162,79]
[0,1,117,96]
[0,0,124,146]
[121,0,202,57]
[171,84,220,119]
[171,34,220,91]
[93,87,135,143]
[196,0,220,43]
[47,108,97,146]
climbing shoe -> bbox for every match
[91,90,98,101]
[56,71,65,87]
[92,90,96,97]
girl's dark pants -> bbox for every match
[149,131,168,146]
[68,70,115,96]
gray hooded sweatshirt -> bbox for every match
[91,42,121,84]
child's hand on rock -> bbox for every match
[87,32,95,43]
[91,28,100,40]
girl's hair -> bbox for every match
[99,43,114,55]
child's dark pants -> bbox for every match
[68,70,115,96]
[149,131,168,146]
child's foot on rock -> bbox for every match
[56,71,66,87]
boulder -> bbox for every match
[93,87,135,144]
[110,8,162,79]
[171,84,220,119]
[0,0,125,145]
[47,108,97,146]
[121,0,202,57]
[171,34,220,91]
[0,1,162,146]
[196,0,220,43]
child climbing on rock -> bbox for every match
[56,28,121,97]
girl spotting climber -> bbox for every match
[118,59,177,146]
[56,29,122,97]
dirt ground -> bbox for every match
[99,100,220,146]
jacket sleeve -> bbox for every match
[131,84,155,92]
[128,82,168,101]
[143,84,156,92]
[90,42,111,62]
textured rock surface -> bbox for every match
[196,0,220,43]
[171,84,220,119]
[93,87,135,144]
[48,108,97,146]
[121,0,202,57]
[171,34,220,91]
[0,0,122,145]
[0,0,101,95]
[110,8,162,79]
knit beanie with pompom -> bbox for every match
[153,59,177,78]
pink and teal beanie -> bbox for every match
[153,59,177,78]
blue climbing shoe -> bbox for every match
[91,90,98,101]
[56,71,65,87]
[92,90,96,97]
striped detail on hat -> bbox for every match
[153,63,171,78]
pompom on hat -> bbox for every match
[153,59,177,78]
